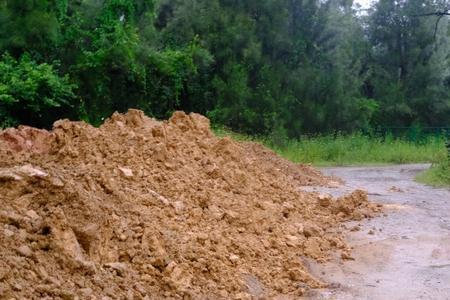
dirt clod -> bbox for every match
[16,245,33,257]
[0,110,380,298]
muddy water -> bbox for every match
[301,164,450,300]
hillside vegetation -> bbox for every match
[0,0,449,139]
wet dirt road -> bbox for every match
[301,164,450,300]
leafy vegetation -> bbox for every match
[0,53,77,128]
[0,0,448,137]
[215,127,447,166]
[273,134,446,166]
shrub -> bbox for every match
[0,53,78,128]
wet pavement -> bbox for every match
[301,164,450,300]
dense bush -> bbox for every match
[0,54,78,128]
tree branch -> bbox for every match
[413,9,450,39]
[414,11,450,17]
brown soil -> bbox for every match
[241,142,341,187]
[0,110,380,299]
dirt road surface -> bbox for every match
[301,164,450,300]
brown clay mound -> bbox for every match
[0,110,380,299]
[0,126,54,154]
[241,142,341,187]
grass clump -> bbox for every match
[416,160,450,187]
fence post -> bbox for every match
[446,138,450,159]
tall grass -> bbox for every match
[416,160,450,187]
[271,133,446,166]
[214,127,447,166]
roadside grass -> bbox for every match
[272,134,446,166]
[416,160,450,187]
[213,127,447,166]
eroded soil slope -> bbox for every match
[0,110,379,299]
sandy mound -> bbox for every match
[241,142,342,187]
[0,110,380,299]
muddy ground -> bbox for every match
[2,111,446,298]
[301,164,450,300]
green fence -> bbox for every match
[375,127,450,158]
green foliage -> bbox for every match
[47,0,207,125]
[145,44,203,117]
[0,53,77,127]
[215,127,446,166]
[367,0,450,127]
[0,0,59,58]
[0,0,448,138]
[273,134,446,166]
[417,160,450,187]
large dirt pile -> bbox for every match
[0,110,380,299]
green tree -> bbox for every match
[0,0,448,134]
[367,0,450,127]
[0,0,60,60]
